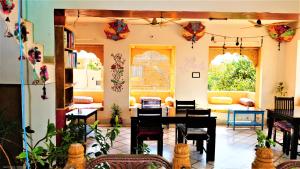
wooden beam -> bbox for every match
[64,9,299,20]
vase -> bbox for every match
[252,147,275,169]
[65,143,86,169]
[172,143,191,169]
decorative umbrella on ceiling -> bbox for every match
[182,21,205,48]
[267,24,296,51]
[104,19,130,41]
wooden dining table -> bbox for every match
[130,115,217,161]
[267,108,300,159]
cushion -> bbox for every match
[165,97,174,107]
[73,96,93,104]
[239,98,255,107]
[209,96,232,104]
[129,96,136,106]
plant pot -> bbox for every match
[110,116,123,127]
[252,147,275,169]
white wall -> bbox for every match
[69,21,284,123]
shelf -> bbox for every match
[65,48,74,51]
[64,84,73,89]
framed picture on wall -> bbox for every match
[192,72,200,78]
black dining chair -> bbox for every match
[175,100,196,115]
[137,108,163,156]
[273,96,294,155]
[177,109,211,154]
[175,100,196,143]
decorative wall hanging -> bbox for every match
[267,24,296,51]
[40,65,49,99]
[111,53,125,92]
[14,22,28,42]
[0,0,15,15]
[28,47,42,84]
[182,21,205,48]
[104,19,130,41]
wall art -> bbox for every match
[111,53,125,92]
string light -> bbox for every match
[211,35,215,43]
[236,37,239,46]
[240,38,243,55]
[223,37,226,54]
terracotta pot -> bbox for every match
[252,147,275,169]
[173,144,191,169]
[65,143,86,169]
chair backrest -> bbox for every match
[185,109,211,129]
[175,100,195,114]
[141,99,161,109]
[274,96,294,110]
[137,108,162,128]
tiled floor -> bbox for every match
[87,125,292,169]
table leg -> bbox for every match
[233,111,236,130]
[84,118,87,142]
[290,124,299,159]
[254,113,257,130]
[266,110,274,147]
[207,119,216,161]
[131,118,137,154]
[227,110,230,127]
[261,112,264,130]
[95,110,98,131]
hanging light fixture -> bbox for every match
[223,37,226,54]
[235,37,239,46]
[240,38,243,55]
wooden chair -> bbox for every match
[177,109,211,154]
[175,100,196,143]
[273,96,294,155]
[137,108,163,156]
[175,100,195,115]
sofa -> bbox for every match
[86,154,172,169]
[208,91,256,113]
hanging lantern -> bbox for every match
[267,24,295,51]
[182,21,205,48]
[104,19,130,41]
[1,0,15,14]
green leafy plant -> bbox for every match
[87,120,120,158]
[17,121,56,169]
[138,143,151,154]
[255,130,275,148]
[110,103,122,126]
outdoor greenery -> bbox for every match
[208,55,256,92]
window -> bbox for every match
[73,50,104,91]
[130,46,174,92]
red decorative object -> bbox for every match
[104,19,130,41]
[28,47,42,64]
[267,24,296,50]
[1,0,15,14]
[40,65,49,100]
[182,22,205,48]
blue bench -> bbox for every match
[226,109,264,130]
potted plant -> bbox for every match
[275,82,287,96]
[252,130,276,169]
[110,103,122,126]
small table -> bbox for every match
[66,108,97,141]
[227,108,264,130]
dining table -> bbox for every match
[130,114,217,162]
[267,108,300,159]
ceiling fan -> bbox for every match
[240,19,296,29]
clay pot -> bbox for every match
[173,144,191,169]
[64,143,86,169]
[252,148,275,169]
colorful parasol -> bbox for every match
[104,19,130,41]
[267,24,296,50]
[182,21,205,48]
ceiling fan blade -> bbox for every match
[240,25,255,29]
[143,18,153,24]
[248,20,257,25]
